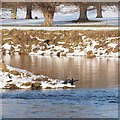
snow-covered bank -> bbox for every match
[0,61,76,89]
[1,26,118,31]
[1,29,119,58]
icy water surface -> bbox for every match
[1,88,118,118]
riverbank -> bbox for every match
[0,61,76,89]
[1,28,119,58]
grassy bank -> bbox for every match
[1,29,119,57]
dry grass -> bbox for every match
[4,83,19,89]
[10,70,21,76]
[21,82,32,86]
[2,63,9,72]
[1,29,118,55]
[2,29,118,43]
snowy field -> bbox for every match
[1,26,118,31]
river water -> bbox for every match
[1,55,119,118]
[2,55,118,88]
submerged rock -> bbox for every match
[113,45,119,53]
[56,52,61,57]
[86,50,96,58]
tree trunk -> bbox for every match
[96,3,103,18]
[77,5,88,22]
[26,3,32,19]
[10,7,17,19]
[43,12,54,26]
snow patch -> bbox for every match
[0,63,76,89]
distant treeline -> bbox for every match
[1,2,118,26]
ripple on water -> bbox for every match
[1,88,118,105]
[1,88,118,118]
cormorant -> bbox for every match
[63,78,78,85]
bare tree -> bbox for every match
[11,6,17,19]
[72,2,89,22]
[2,2,18,19]
[96,3,103,18]
[2,2,33,19]
[95,2,118,18]
[26,2,32,19]
[36,2,57,26]
[79,3,89,21]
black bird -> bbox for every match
[8,74,12,78]
[63,78,78,85]
[44,39,50,46]
[62,79,68,84]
